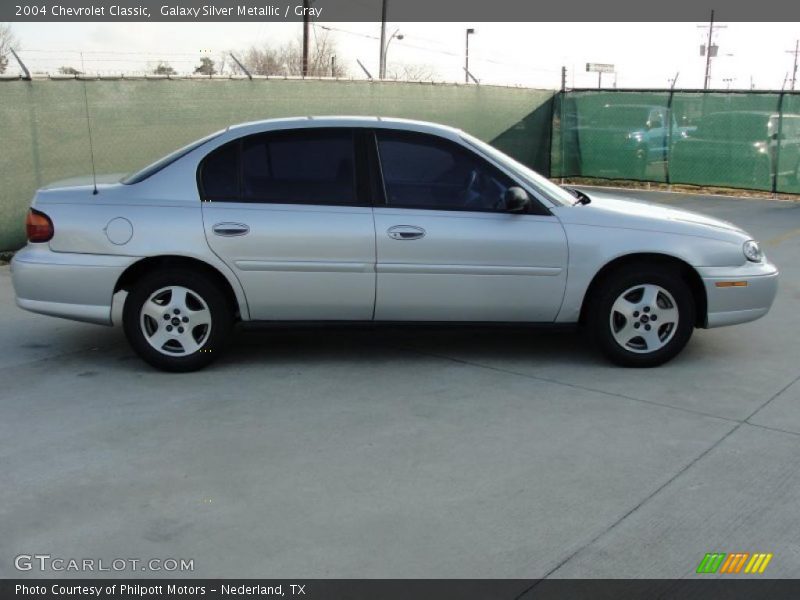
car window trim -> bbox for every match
[363,129,388,206]
[371,128,551,216]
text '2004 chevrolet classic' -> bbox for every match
[11,117,778,371]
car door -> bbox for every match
[199,127,376,320]
[371,129,568,322]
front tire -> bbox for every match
[123,269,233,372]
[588,265,695,367]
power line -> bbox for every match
[317,23,560,73]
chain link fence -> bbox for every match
[0,77,554,250]
[3,81,800,253]
[551,89,800,195]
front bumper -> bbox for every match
[11,245,135,325]
[697,260,779,328]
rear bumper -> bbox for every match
[11,245,135,325]
[698,261,779,328]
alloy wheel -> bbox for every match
[609,283,679,354]
[139,285,212,356]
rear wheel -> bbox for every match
[587,265,695,367]
[123,269,233,372]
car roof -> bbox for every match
[226,116,465,138]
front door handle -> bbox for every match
[387,225,425,241]
[212,222,250,237]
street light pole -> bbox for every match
[465,28,475,84]
[382,28,403,79]
[302,0,310,77]
[379,0,387,79]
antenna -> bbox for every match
[80,52,98,195]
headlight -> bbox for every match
[743,240,763,262]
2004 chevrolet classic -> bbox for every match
[11,117,778,371]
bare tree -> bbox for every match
[0,23,19,74]
[238,30,347,77]
[58,66,82,75]
[239,45,282,76]
[216,52,230,76]
[386,63,437,82]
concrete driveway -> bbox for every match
[2,189,800,579]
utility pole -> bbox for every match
[699,10,726,89]
[561,66,566,92]
[703,10,714,89]
[465,28,475,84]
[379,0,387,79]
[331,55,336,77]
[787,40,799,91]
[302,0,310,77]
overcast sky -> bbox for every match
[9,21,800,90]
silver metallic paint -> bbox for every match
[11,117,779,333]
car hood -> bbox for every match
[556,191,748,242]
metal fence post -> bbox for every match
[666,88,675,187]
[773,91,785,195]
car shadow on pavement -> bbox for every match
[217,324,604,369]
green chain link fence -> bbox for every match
[551,89,800,195]
[3,80,800,253]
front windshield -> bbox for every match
[460,133,576,207]
[121,129,225,185]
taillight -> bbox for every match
[26,208,54,243]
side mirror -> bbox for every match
[503,186,531,213]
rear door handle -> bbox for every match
[212,222,250,237]
[387,225,425,240]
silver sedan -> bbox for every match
[11,117,779,371]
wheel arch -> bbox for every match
[579,253,707,328]
[114,255,246,320]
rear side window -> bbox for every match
[200,142,238,199]
[123,130,223,185]
[198,129,359,206]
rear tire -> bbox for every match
[123,269,233,372]
[587,264,695,367]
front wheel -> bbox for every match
[123,269,233,372]
[587,265,695,367]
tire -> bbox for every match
[587,264,695,367]
[123,268,233,372]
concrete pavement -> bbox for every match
[2,189,800,579]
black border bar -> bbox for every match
[3,0,800,22]
[5,579,800,600]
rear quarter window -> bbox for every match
[122,130,224,185]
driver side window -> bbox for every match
[375,130,515,212]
